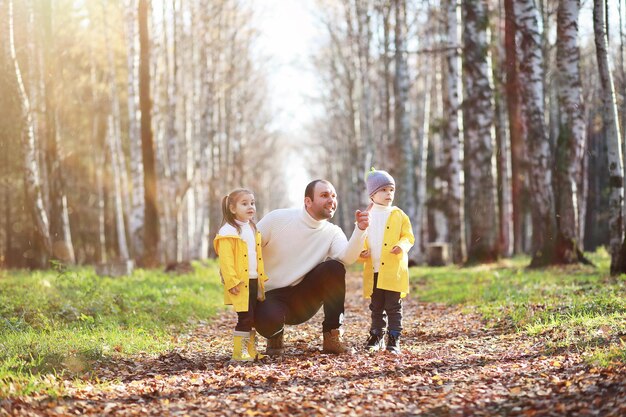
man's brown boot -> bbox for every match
[265,332,284,356]
[322,329,354,354]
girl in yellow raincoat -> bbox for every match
[214,189,268,361]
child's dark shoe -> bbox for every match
[386,330,401,354]
[364,329,385,352]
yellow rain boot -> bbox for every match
[231,331,254,362]
[248,329,266,360]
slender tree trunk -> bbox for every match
[96,115,107,264]
[516,0,558,267]
[617,0,626,218]
[381,3,392,166]
[103,4,130,262]
[593,0,626,274]
[104,113,130,261]
[504,0,526,255]
[88,45,107,264]
[493,70,513,258]
[415,67,431,263]
[356,0,374,176]
[393,0,416,225]
[139,0,159,266]
[442,0,466,264]
[9,0,51,268]
[555,0,590,264]
[41,0,75,264]
[432,55,448,244]
[490,2,513,258]
[462,0,499,263]
[125,0,145,261]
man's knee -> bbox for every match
[320,259,346,279]
[254,301,285,338]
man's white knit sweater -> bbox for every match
[258,207,367,291]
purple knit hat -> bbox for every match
[366,168,395,196]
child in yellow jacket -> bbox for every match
[213,188,268,361]
[359,169,414,354]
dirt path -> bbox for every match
[2,273,624,416]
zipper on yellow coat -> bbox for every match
[360,208,415,298]
[214,230,267,312]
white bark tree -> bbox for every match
[462,0,499,263]
[593,0,625,274]
[442,0,466,264]
[555,0,589,264]
[392,0,416,223]
[8,0,52,268]
[104,4,130,262]
[516,0,557,267]
[41,0,75,264]
[124,0,145,261]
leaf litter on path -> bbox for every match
[1,273,624,416]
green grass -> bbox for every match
[3,250,625,397]
[0,261,223,396]
[410,248,626,366]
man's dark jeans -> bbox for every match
[254,260,346,337]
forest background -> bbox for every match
[0,0,625,274]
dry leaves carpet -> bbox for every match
[1,273,624,416]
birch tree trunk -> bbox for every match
[139,0,159,266]
[490,4,513,258]
[355,0,374,175]
[95,115,107,264]
[380,3,392,166]
[105,114,130,261]
[88,47,107,264]
[593,0,626,274]
[431,55,447,244]
[414,66,431,263]
[462,0,499,263]
[191,0,211,260]
[158,0,176,264]
[516,0,558,267]
[443,0,466,264]
[8,0,51,268]
[555,0,589,264]
[393,0,416,225]
[41,0,75,264]
[492,64,513,258]
[125,0,145,261]
[104,6,130,262]
[616,0,626,218]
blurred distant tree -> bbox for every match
[593,0,626,274]
[138,0,158,267]
[8,0,51,268]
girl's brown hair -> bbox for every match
[221,188,256,234]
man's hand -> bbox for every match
[360,249,371,258]
[355,202,373,230]
[229,282,243,295]
[390,246,402,255]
